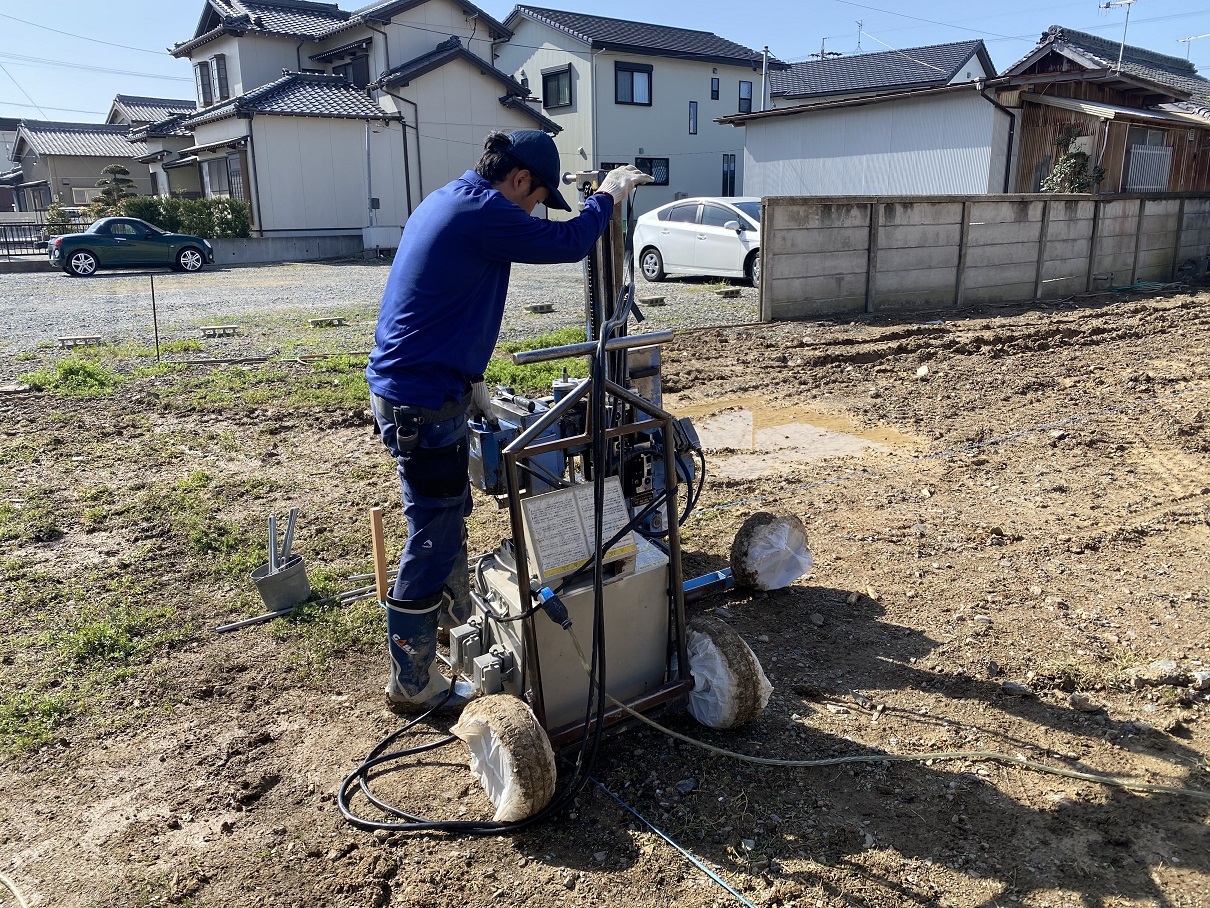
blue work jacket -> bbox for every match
[367,170,613,409]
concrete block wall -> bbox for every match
[209,235,365,266]
[762,192,1210,321]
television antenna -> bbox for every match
[1098,0,1136,74]
[810,37,843,60]
[855,21,864,54]
[1177,32,1210,61]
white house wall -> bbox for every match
[493,20,595,205]
[743,91,998,196]
[377,60,551,204]
[594,52,753,214]
[251,116,406,235]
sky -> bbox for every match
[0,0,1208,125]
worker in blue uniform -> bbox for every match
[367,129,651,712]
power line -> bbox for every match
[0,100,107,115]
[0,11,169,55]
[0,62,47,118]
[0,52,191,82]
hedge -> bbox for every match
[117,196,252,239]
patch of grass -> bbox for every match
[0,691,70,753]
[52,598,186,672]
[0,489,63,545]
[19,357,123,396]
[272,595,381,681]
[161,338,205,354]
[488,326,589,394]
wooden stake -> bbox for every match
[370,506,389,604]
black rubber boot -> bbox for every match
[384,590,475,713]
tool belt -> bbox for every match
[392,387,472,454]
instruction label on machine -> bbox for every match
[519,478,638,583]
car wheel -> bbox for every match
[177,247,205,273]
[67,251,98,276]
[746,251,761,289]
[640,247,665,282]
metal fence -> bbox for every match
[0,223,48,258]
[1125,146,1173,193]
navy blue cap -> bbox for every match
[506,130,572,212]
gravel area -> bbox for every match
[0,258,757,378]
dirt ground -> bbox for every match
[1,286,1208,908]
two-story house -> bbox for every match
[0,117,19,212]
[493,6,785,216]
[6,121,152,212]
[166,0,562,240]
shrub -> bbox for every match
[115,196,252,239]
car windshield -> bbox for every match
[733,202,761,224]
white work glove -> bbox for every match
[468,380,497,428]
[597,164,654,204]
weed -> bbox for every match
[0,690,69,753]
[20,358,122,396]
[272,595,381,681]
[0,489,63,545]
[161,338,205,354]
[488,326,590,394]
[53,599,185,670]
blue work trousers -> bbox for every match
[370,393,473,601]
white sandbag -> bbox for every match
[730,512,813,590]
[451,694,557,822]
[679,616,773,729]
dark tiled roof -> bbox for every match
[128,114,194,142]
[112,95,197,124]
[771,40,989,99]
[508,5,776,67]
[498,95,561,133]
[183,72,390,126]
[173,0,351,54]
[15,121,149,158]
[1009,26,1210,105]
[0,117,22,131]
[0,167,22,184]
[309,36,373,61]
[336,0,510,40]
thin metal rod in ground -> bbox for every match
[214,587,375,633]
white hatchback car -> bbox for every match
[632,197,761,287]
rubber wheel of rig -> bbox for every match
[452,694,556,822]
[684,615,771,729]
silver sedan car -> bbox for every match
[632,196,761,287]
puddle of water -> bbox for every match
[671,396,913,479]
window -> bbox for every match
[738,81,752,114]
[542,64,572,109]
[700,204,735,228]
[711,77,720,101]
[635,156,669,185]
[202,158,230,197]
[227,152,246,201]
[209,54,230,101]
[194,61,213,106]
[664,203,697,223]
[721,154,736,196]
[689,101,698,135]
[109,221,139,236]
[615,62,652,106]
[334,55,370,89]
[150,172,160,197]
[72,187,102,205]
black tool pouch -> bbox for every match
[392,405,423,454]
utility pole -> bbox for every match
[1177,32,1210,60]
[1098,0,1137,73]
